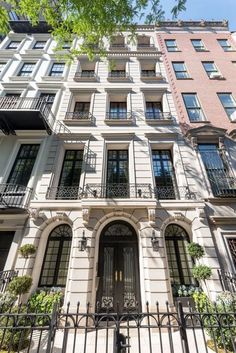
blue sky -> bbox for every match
[160,0,236,31]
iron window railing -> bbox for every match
[109,44,128,50]
[208,175,236,197]
[137,43,156,49]
[65,111,93,121]
[108,71,130,78]
[0,183,33,209]
[46,186,84,200]
[218,269,236,293]
[141,70,162,78]
[85,183,153,198]
[106,111,132,120]
[0,270,18,293]
[74,71,97,80]
[154,185,196,200]
[145,111,172,120]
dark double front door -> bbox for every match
[97,222,140,310]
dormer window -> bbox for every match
[137,36,154,50]
[74,60,97,81]
[110,36,126,50]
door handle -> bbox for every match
[115,270,118,282]
[119,271,122,282]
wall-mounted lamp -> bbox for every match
[79,230,88,251]
[151,230,159,252]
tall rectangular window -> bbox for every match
[39,93,56,108]
[182,93,205,121]
[6,41,20,49]
[172,62,189,79]
[145,102,162,119]
[218,39,233,51]
[109,102,127,119]
[33,41,46,49]
[49,63,65,77]
[218,93,236,120]
[198,144,235,197]
[152,150,177,199]
[7,144,40,186]
[165,40,178,52]
[191,39,206,51]
[227,238,236,270]
[107,150,129,197]
[57,150,84,199]
[202,62,220,78]
[18,63,35,77]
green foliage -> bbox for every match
[19,244,36,259]
[29,288,63,324]
[0,1,186,59]
[7,276,32,296]
[187,242,205,259]
[193,291,236,351]
[0,305,30,352]
[192,265,212,281]
[172,284,201,297]
[0,291,17,312]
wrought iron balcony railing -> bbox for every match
[145,112,172,121]
[0,270,18,293]
[74,71,98,81]
[65,111,93,121]
[46,186,84,200]
[106,112,132,121]
[153,186,196,200]
[84,183,153,199]
[108,71,130,79]
[141,71,163,79]
[209,175,236,197]
[0,183,33,209]
[109,44,128,50]
[0,96,55,134]
[137,43,156,50]
[218,269,236,293]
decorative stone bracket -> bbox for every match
[148,208,156,226]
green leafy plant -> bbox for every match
[7,275,32,296]
[29,288,63,324]
[19,244,36,259]
[172,284,201,297]
[0,305,30,351]
[187,242,205,259]
[0,291,17,313]
[193,291,236,352]
[192,265,212,281]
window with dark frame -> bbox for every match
[33,41,46,49]
[165,39,178,52]
[182,93,205,121]
[18,63,35,77]
[152,150,177,199]
[107,150,129,197]
[165,224,194,289]
[7,144,40,186]
[49,63,65,77]
[6,41,20,49]
[39,93,56,108]
[191,39,206,51]
[172,62,189,79]
[226,238,236,270]
[39,224,72,287]
[218,93,236,119]
[218,39,233,51]
[202,62,219,78]
[145,102,162,119]
[109,102,127,119]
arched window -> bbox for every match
[39,224,72,287]
[165,224,194,286]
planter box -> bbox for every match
[175,297,195,310]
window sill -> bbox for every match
[194,49,210,52]
[41,76,65,81]
[190,120,211,123]
[176,77,193,80]
[167,50,182,52]
[9,76,33,81]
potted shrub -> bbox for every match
[19,244,36,275]
[174,284,201,309]
[187,242,205,259]
[192,265,212,282]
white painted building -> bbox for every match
[0,22,225,312]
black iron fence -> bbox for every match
[218,269,236,293]
[0,183,33,209]
[0,270,18,293]
[84,183,153,199]
[0,301,235,353]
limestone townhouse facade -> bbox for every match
[0,20,235,311]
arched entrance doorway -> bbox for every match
[97,221,141,310]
